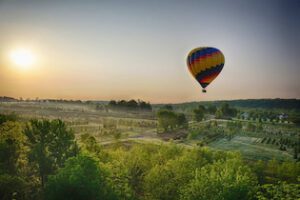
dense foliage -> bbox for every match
[109,99,152,111]
[157,110,188,132]
[45,154,117,200]
[0,114,299,200]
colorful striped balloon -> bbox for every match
[187,47,225,93]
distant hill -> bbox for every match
[216,99,300,110]
[1,96,299,110]
[158,99,300,111]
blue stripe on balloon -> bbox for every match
[190,47,220,64]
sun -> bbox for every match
[9,48,36,69]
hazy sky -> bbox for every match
[0,0,299,103]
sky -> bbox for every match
[0,0,299,103]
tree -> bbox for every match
[0,120,27,200]
[139,100,152,110]
[0,121,24,174]
[95,103,103,110]
[108,100,117,107]
[256,181,300,200]
[0,174,26,200]
[24,120,53,188]
[162,104,173,111]
[180,158,257,200]
[45,154,117,200]
[217,103,237,118]
[24,119,78,187]
[157,110,178,132]
[193,106,205,122]
[108,99,152,110]
[177,113,188,129]
[143,148,202,200]
[256,122,263,132]
[207,104,217,114]
[48,119,78,168]
[157,110,188,132]
[104,144,154,199]
[127,99,138,109]
[0,114,17,125]
[215,109,224,119]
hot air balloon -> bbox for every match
[187,47,225,93]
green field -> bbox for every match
[1,101,299,161]
[209,136,293,161]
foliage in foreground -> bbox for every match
[45,154,117,200]
[98,143,258,200]
[180,159,256,200]
[256,181,300,200]
[0,114,299,200]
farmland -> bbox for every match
[1,99,299,161]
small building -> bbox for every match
[241,112,249,120]
[278,113,288,120]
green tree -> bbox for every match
[207,104,217,114]
[138,100,152,110]
[157,110,178,132]
[24,120,53,188]
[108,100,117,107]
[0,118,29,200]
[180,158,257,200]
[256,181,300,200]
[0,113,17,125]
[143,148,207,200]
[24,119,78,187]
[193,106,205,122]
[0,174,26,200]
[48,119,78,168]
[0,121,24,174]
[45,154,117,200]
[162,104,173,111]
[177,113,188,129]
[218,103,237,118]
[127,99,138,109]
[215,108,224,119]
[105,145,149,199]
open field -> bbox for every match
[209,136,294,161]
[1,101,299,162]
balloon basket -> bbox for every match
[202,89,207,93]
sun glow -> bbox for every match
[9,48,36,69]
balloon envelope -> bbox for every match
[187,47,224,92]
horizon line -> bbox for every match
[0,95,299,105]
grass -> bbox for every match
[209,136,294,161]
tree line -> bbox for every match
[108,99,152,111]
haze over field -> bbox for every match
[0,0,299,103]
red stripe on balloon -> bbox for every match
[199,71,221,83]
